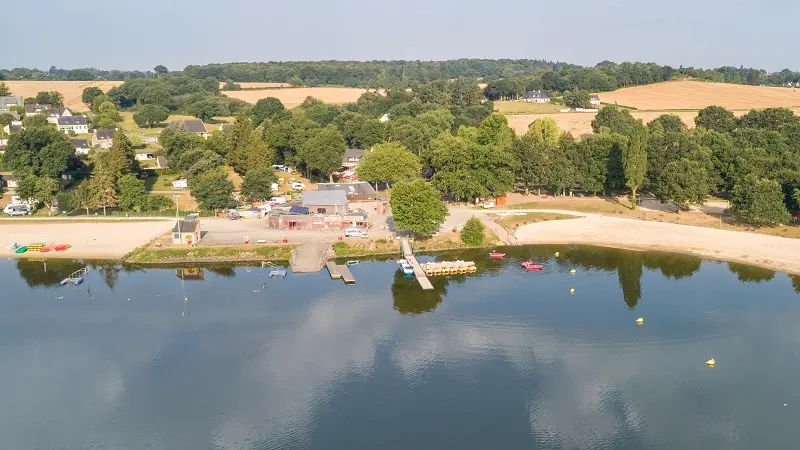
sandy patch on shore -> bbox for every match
[513,210,800,275]
[1,220,173,259]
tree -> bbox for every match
[563,90,591,109]
[655,159,710,210]
[476,113,515,148]
[73,181,92,214]
[250,97,285,127]
[116,173,147,211]
[5,126,73,179]
[591,106,638,136]
[526,118,562,147]
[511,134,549,194]
[97,101,122,122]
[145,194,174,211]
[97,132,138,181]
[622,123,647,208]
[356,142,421,189]
[15,175,38,204]
[187,98,226,122]
[461,216,485,245]
[89,171,118,215]
[647,114,685,133]
[35,177,60,213]
[241,167,278,202]
[22,114,49,128]
[190,169,234,210]
[0,82,10,96]
[55,191,76,213]
[296,126,347,181]
[154,65,169,75]
[730,175,791,225]
[0,112,16,127]
[226,113,276,175]
[390,179,448,236]
[35,91,63,107]
[695,106,737,133]
[133,104,170,128]
[81,87,104,106]
[160,126,204,166]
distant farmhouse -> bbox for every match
[590,94,601,107]
[521,90,550,104]
[168,119,208,139]
[57,116,88,134]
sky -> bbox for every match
[3,0,798,72]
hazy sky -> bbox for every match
[3,0,797,71]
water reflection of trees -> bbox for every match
[391,267,475,315]
[14,259,143,290]
[727,263,775,283]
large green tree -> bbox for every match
[133,104,170,128]
[240,167,278,202]
[356,142,420,189]
[591,105,639,136]
[511,134,549,194]
[89,171,119,215]
[694,106,737,133]
[654,159,710,210]
[390,179,448,236]
[4,126,74,180]
[250,97,286,127]
[622,122,648,208]
[460,216,485,245]
[296,126,347,181]
[186,98,226,122]
[0,82,10,96]
[81,87,104,106]
[563,90,591,109]
[116,173,147,211]
[189,169,234,210]
[730,175,791,225]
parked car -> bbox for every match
[291,181,305,190]
[345,228,368,238]
[269,196,287,205]
[6,207,30,216]
[3,204,31,214]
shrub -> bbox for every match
[461,216,485,246]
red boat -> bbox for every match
[489,251,506,259]
[521,260,543,271]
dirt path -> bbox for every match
[506,209,800,275]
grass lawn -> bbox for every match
[143,168,181,191]
[494,101,563,115]
[118,112,232,137]
[332,238,401,256]
[507,198,632,215]
[495,212,578,232]
[126,244,292,263]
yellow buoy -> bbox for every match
[570,269,576,275]
[706,358,715,367]
[570,288,575,294]
[636,317,644,325]
[185,297,189,303]
[555,252,560,257]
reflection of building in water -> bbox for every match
[175,268,205,280]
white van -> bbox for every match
[4,203,31,214]
[291,181,305,190]
[345,228,368,238]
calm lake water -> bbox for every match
[3,246,800,450]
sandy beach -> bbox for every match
[509,209,800,275]
[1,220,173,259]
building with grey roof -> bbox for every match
[522,90,550,103]
[301,190,349,215]
[0,96,24,113]
[57,115,88,134]
[168,119,208,138]
[317,182,377,200]
[342,148,366,168]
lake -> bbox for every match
[3,246,800,450]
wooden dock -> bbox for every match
[326,261,342,279]
[337,264,356,284]
[401,238,434,291]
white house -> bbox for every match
[172,179,188,189]
[71,139,91,155]
[45,107,72,125]
[522,90,550,104]
[0,174,18,189]
[57,116,88,134]
[590,94,601,107]
[379,113,390,123]
[342,148,366,169]
[93,129,116,149]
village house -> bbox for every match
[0,96,24,113]
[3,121,23,135]
[172,218,201,245]
[156,155,168,168]
[522,90,550,103]
[301,190,349,215]
[342,148,366,169]
[57,115,88,134]
[45,107,72,125]
[71,139,91,155]
[93,129,116,149]
[171,179,188,189]
[168,119,208,138]
[25,103,51,116]
[590,94,601,107]
[135,152,155,161]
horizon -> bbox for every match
[4,0,798,72]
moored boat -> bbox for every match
[521,260,543,271]
[398,260,414,275]
[489,251,506,259]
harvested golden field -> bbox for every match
[220,81,292,89]
[494,100,562,115]
[601,80,800,110]
[507,108,800,136]
[2,80,123,112]
[224,87,373,108]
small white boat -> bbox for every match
[269,269,287,278]
[398,260,414,275]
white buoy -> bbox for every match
[706,358,715,367]
[570,269,576,275]
[570,288,575,294]
[636,317,644,324]
[555,252,560,257]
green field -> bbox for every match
[494,101,563,115]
